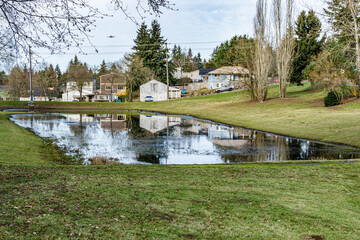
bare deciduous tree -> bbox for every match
[66,62,92,102]
[252,0,273,102]
[273,0,295,98]
[8,65,29,98]
[0,0,173,56]
[345,0,360,95]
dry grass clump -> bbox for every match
[89,156,123,165]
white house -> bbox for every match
[62,78,96,102]
[140,79,181,102]
[62,90,94,102]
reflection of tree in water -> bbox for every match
[69,114,85,136]
[218,131,292,163]
[277,137,290,161]
[126,114,168,164]
[136,154,161,164]
[126,115,153,138]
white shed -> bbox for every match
[140,79,181,102]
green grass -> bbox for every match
[1,84,360,239]
[0,113,73,165]
[0,163,359,239]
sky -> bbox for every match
[24,0,325,72]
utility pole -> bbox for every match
[166,42,169,101]
[28,45,34,106]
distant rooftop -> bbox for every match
[199,68,216,75]
[208,66,249,75]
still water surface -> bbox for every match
[11,112,360,165]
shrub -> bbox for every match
[324,91,340,107]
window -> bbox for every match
[215,74,220,78]
[118,86,125,91]
[99,96,105,100]
[151,83,158,92]
[117,115,125,120]
[105,85,111,90]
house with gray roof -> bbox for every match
[208,66,250,90]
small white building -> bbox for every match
[140,79,181,102]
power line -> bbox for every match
[58,40,225,49]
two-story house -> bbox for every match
[94,73,127,102]
[62,78,96,102]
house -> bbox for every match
[208,66,250,90]
[198,68,216,82]
[140,79,181,102]
[62,89,94,102]
[62,78,96,102]
[93,73,127,102]
[66,78,96,93]
[173,68,216,82]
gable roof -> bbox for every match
[142,79,180,91]
[100,73,126,84]
[208,66,250,75]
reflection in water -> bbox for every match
[11,112,360,165]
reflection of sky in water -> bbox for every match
[10,113,360,165]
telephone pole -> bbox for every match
[28,45,34,106]
[166,42,169,101]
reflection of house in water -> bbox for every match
[181,119,209,135]
[140,115,181,134]
[62,114,95,123]
[209,125,253,148]
[95,114,127,131]
[208,125,237,140]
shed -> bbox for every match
[140,79,181,102]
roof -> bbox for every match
[66,78,96,82]
[199,68,216,75]
[142,79,180,91]
[208,66,250,75]
[100,73,126,84]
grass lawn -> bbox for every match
[1,84,360,239]
[1,164,360,239]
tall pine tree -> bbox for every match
[132,20,173,83]
[291,10,325,85]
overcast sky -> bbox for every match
[29,0,325,72]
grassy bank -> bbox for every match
[0,113,72,165]
[1,163,360,239]
[2,84,360,147]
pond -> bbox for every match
[10,111,360,165]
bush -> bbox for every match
[324,91,340,107]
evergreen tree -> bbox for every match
[0,71,8,85]
[208,35,255,67]
[54,64,63,86]
[291,10,325,85]
[324,0,355,43]
[148,19,167,82]
[133,22,151,66]
[132,20,173,83]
